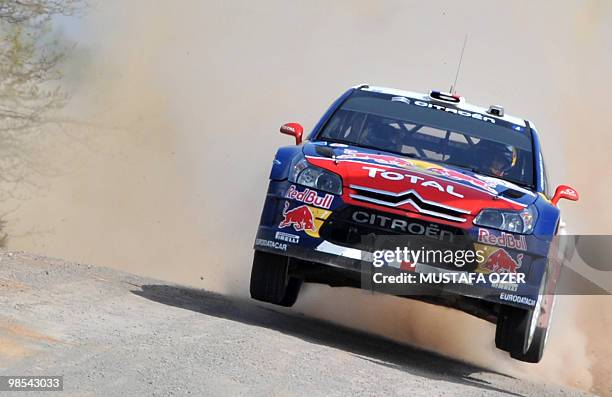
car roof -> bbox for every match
[355,85,529,128]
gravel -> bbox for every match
[0,251,593,396]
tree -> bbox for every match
[0,0,83,245]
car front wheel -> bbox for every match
[496,271,552,363]
[250,250,302,307]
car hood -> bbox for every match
[303,142,537,223]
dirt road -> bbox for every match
[0,251,592,396]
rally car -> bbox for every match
[250,85,579,363]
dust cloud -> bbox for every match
[5,0,612,395]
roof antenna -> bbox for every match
[450,34,468,94]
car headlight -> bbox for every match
[473,205,537,234]
[288,155,343,195]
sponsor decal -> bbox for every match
[426,166,498,195]
[412,100,496,124]
[255,238,287,251]
[559,186,578,198]
[491,282,519,292]
[391,96,411,104]
[499,292,536,307]
[475,174,534,197]
[478,248,523,274]
[279,203,316,232]
[478,229,527,251]
[275,231,299,244]
[312,147,534,200]
[351,210,456,243]
[324,151,511,196]
[285,185,334,209]
[279,202,332,238]
[304,206,332,238]
[337,151,416,169]
[363,166,464,198]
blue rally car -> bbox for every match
[250,85,579,363]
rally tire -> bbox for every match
[250,250,302,307]
[510,326,548,363]
[511,291,554,363]
[495,305,531,354]
[278,278,303,307]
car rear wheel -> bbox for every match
[250,250,302,307]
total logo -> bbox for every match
[560,187,578,197]
[363,166,464,198]
[279,203,316,232]
[478,229,527,251]
[285,185,334,209]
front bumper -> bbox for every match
[254,180,553,310]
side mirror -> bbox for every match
[551,185,579,206]
[280,123,303,145]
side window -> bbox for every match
[320,110,364,141]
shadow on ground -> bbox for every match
[132,284,521,396]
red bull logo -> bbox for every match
[478,229,527,251]
[279,203,316,232]
[285,185,334,209]
[482,249,523,273]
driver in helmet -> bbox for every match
[476,141,516,177]
[362,122,398,153]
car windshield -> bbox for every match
[318,90,535,188]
